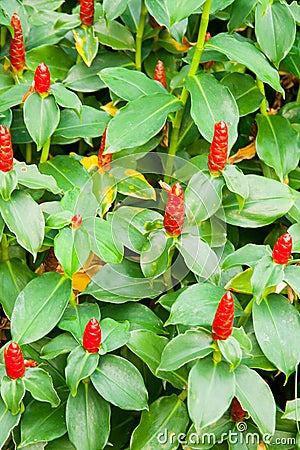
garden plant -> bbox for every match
[0,0,300,448]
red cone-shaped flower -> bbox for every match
[160,181,184,237]
[208,121,228,173]
[0,125,13,172]
[4,342,26,379]
[83,318,101,353]
[153,60,167,88]
[212,291,234,340]
[230,397,247,422]
[98,126,112,171]
[10,12,26,74]
[70,214,83,230]
[34,62,50,94]
[80,0,94,26]
[272,233,292,265]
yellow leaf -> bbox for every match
[80,155,98,172]
[101,101,118,116]
[228,141,256,165]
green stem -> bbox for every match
[1,235,9,261]
[256,77,268,116]
[0,27,7,49]
[135,1,148,71]
[69,290,77,306]
[25,142,32,164]
[164,0,212,182]
[178,389,187,402]
[297,84,300,103]
[163,243,175,291]
[40,138,51,164]
[237,297,255,328]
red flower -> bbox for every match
[4,342,26,379]
[0,126,13,172]
[272,233,292,265]
[212,291,234,340]
[24,359,39,368]
[82,318,101,353]
[70,214,83,230]
[80,0,94,26]
[153,60,167,88]
[98,127,112,171]
[160,181,184,237]
[230,397,247,422]
[10,12,26,74]
[207,121,228,174]
[34,62,51,94]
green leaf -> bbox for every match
[20,401,67,447]
[54,105,109,139]
[26,45,74,80]
[84,217,123,264]
[188,358,235,431]
[0,190,45,257]
[58,303,101,343]
[112,167,156,200]
[91,354,148,410]
[185,415,233,450]
[253,294,300,379]
[130,395,189,450]
[255,2,296,67]
[0,170,18,201]
[39,155,90,191]
[103,0,127,20]
[11,272,72,345]
[14,162,61,193]
[251,256,284,303]
[282,399,300,421]
[0,396,21,448]
[24,93,60,150]
[222,164,249,209]
[94,18,135,51]
[283,265,300,297]
[99,67,166,101]
[218,336,242,370]
[0,84,31,112]
[205,33,284,94]
[54,227,90,278]
[0,258,35,318]
[66,346,99,397]
[50,84,82,115]
[222,244,271,270]
[235,364,275,435]
[23,368,60,406]
[228,0,258,33]
[1,377,25,415]
[186,74,239,150]
[73,25,98,67]
[99,318,130,354]
[40,333,78,360]
[159,329,213,371]
[256,114,300,182]
[141,230,170,278]
[145,0,206,28]
[106,93,182,153]
[225,267,253,295]
[241,331,276,371]
[220,175,295,227]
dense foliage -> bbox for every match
[0,0,300,449]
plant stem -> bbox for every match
[164,0,212,182]
[25,142,32,164]
[256,77,268,116]
[1,235,9,261]
[297,84,300,103]
[0,27,7,49]
[40,138,51,164]
[135,1,148,71]
[178,389,187,402]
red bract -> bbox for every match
[10,12,26,74]
[83,318,101,353]
[272,233,292,265]
[24,359,39,368]
[160,181,184,237]
[0,125,14,172]
[207,121,228,173]
[153,60,167,88]
[70,214,83,230]
[34,62,51,94]
[80,0,94,26]
[230,397,247,422]
[212,291,234,340]
[4,342,26,379]
[98,127,112,171]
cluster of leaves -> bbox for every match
[0,0,300,449]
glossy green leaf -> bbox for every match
[54,227,90,278]
[23,368,60,406]
[26,45,74,80]
[283,265,300,297]
[73,25,98,66]
[24,93,60,150]
[220,175,295,227]
[225,267,253,294]
[221,72,263,116]
[39,155,90,191]
[11,272,72,345]
[1,377,25,415]
[50,84,81,115]
[255,2,296,67]
[0,170,17,201]
[185,415,232,450]
[66,346,99,397]
[253,294,300,379]
[256,114,300,182]
[0,84,30,112]
[241,331,276,371]
[94,19,135,51]
[141,230,170,278]
[91,354,148,410]
[103,0,127,20]
[112,167,156,200]
[0,396,21,448]
[159,329,213,371]
[0,65,14,94]
[251,255,284,303]
[282,399,300,421]
[205,33,284,94]
[40,333,78,360]
[228,0,258,33]
[58,303,100,343]
[14,162,61,193]
[186,74,239,149]
[130,395,189,450]
[222,164,249,209]
[188,359,235,431]
[0,190,45,257]
[106,93,182,153]
[222,244,271,270]
[66,382,110,450]
[99,67,166,101]
[145,0,206,28]
[235,364,275,435]
[218,336,242,370]
[100,318,130,354]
